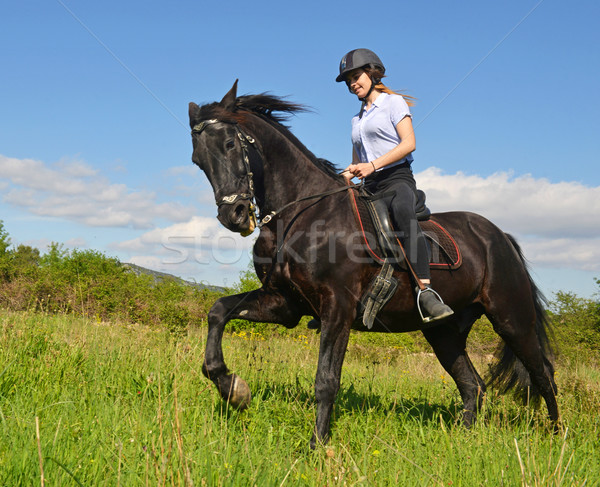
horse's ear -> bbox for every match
[188,102,200,123]
[219,80,239,110]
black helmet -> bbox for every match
[336,48,385,83]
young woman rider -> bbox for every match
[337,48,453,323]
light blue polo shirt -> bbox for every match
[351,92,414,169]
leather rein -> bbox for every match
[191,118,354,231]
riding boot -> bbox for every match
[416,286,454,323]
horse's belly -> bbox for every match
[352,307,425,333]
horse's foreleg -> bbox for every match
[311,312,353,449]
[202,289,301,409]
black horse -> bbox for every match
[188,81,558,448]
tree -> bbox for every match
[0,221,10,256]
[12,244,41,269]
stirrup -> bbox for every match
[416,286,448,324]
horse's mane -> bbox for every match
[197,93,343,181]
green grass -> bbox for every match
[1,311,599,486]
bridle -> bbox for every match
[191,119,261,233]
[191,119,259,207]
[191,118,355,232]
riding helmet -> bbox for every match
[336,48,386,82]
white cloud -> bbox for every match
[65,237,88,247]
[520,237,600,272]
[120,168,600,280]
[111,216,254,282]
[113,215,251,251]
[0,155,195,228]
[416,167,600,271]
[3,152,597,288]
[418,168,600,237]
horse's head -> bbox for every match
[188,80,257,236]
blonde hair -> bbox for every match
[375,83,416,107]
[365,67,416,107]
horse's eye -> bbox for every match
[225,140,235,150]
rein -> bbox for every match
[259,185,353,228]
[192,118,356,231]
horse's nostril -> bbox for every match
[233,203,246,223]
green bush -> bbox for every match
[1,219,599,354]
[226,264,272,333]
[0,221,221,332]
[549,290,600,357]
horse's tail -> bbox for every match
[486,233,557,404]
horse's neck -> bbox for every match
[256,124,340,214]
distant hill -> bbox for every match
[121,263,227,293]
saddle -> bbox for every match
[352,186,461,328]
[361,188,430,264]
[352,187,461,270]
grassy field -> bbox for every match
[1,310,599,486]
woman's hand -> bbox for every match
[341,164,354,181]
[341,168,353,182]
[345,162,376,180]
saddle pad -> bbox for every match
[420,219,462,269]
[350,189,461,270]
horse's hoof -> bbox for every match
[229,374,251,410]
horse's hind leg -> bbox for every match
[483,235,559,425]
[422,314,486,427]
[487,306,559,424]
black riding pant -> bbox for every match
[364,164,430,280]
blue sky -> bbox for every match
[1,0,599,298]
